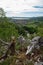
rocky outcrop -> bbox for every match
[26,36,43,55]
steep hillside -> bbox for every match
[0,17,43,65]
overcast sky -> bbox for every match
[0,0,43,17]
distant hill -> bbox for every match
[9,17,43,24]
[9,17,29,24]
[28,17,43,22]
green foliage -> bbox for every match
[0,18,19,41]
[15,25,26,36]
[23,26,37,34]
[0,56,14,65]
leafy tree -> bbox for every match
[0,8,5,17]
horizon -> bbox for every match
[0,15,43,18]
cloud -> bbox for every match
[0,0,43,17]
[33,6,43,8]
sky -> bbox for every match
[0,0,43,17]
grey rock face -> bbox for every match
[26,36,43,55]
[34,62,43,65]
[39,37,43,46]
[17,36,26,44]
[31,36,43,46]
[31,36,40,45]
